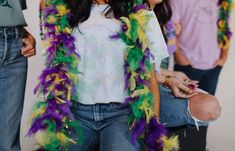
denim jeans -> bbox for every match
[69,102,140,151]
[0,27,28,151]
[159,85,208,128]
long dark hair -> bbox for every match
[151,0,172,41]
[65,0,135,28]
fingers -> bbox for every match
[23,49,36,57]
[172,87,198,99]
[21,37,36,57]
[172,87,188,98]
[172,82,199,98]
[179,83,193,94]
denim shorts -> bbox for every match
[159,85,209,129]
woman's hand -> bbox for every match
[21,29,36,57]
[166,76,198,98]
[173,71,190,82]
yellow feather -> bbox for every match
[139,100,154,123]
[56,5,69,16]
[120,17,132,38]
[129,10,152,51]
[26,106,46,128]
[130,72,137,91]
[162,136,179,151]
[47,16,57,24]
[57,132,77,146]
[35,131,58,147]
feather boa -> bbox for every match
[217,0,234,50]
[28,0,179,150]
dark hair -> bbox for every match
[151,0,172,41]
[65,0,135,28]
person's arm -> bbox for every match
[213,47,229,67]
[174,46,191,66]
[149,68,160,118]
[171,0,191,66]
[173,22,191,66]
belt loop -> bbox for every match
[15,27,19,39]
[0,28,8,65]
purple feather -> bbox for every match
[145,117,167,151]
[132,4,147,13]
[131,119,146,144]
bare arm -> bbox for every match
[213,47,229,67]
[149,66,160,118]
[173,22,191,66]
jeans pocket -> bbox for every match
[7,37,25,61]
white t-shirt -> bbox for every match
[72,4,168,104]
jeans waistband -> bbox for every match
[72,102,129,111]
[0,27,25,38]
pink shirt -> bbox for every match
[171,0,221,70]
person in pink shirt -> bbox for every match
[171,0,230,150]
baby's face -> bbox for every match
[148,0,163,6]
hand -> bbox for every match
[213,57,227,68]
[173,71,190,82]
[21,32,36,57]
[167,77,197,98]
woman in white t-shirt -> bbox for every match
[62,0,168,150]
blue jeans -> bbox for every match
[0,27,28,151]
[69,102,140,151]
[159,85,208,128]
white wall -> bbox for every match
[21,1,41,150]
[21,1,235,151]
[207,8,235,151]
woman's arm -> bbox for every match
[149,67,160,118]
[213,47,229,67]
